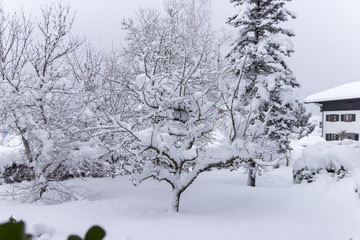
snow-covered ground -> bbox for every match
[1,117,360,240]
[1,167,360,240]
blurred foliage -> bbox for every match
[0,217,105,240]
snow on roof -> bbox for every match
[304,82,360,103]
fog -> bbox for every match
[4,0,360,114]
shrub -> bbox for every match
[293,164,347,184]
[293,140,359,183]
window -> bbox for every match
[355,134,359,141]
[341,114,356,122]
[326,133,339,141]
[326,114,339,122]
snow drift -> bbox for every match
[294,139,360,183]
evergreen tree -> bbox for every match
[226,0,301,186]
[293,99,315,139]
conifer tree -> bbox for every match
[293,99,315,139]
[226,0,301,186]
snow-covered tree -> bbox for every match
[292,99,315,139]
[225,0,301,186]
[97,0,238,212]
[0,8,34,185]
[0,3,86,201]
[68,44,136,176]
[0,7,33,151]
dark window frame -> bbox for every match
[326,133,339,141]
[340,114,356,122]
[326,114,339,122]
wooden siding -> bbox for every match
[320,98,360,112]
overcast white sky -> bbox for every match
[3,0,360,113]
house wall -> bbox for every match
[322,110,360,140]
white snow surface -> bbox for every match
[304,81,360,103]
[294,139,360,172]
[0,168,360,240]
[1,123,360,240]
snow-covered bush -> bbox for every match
[0,160,121,184]
[2,163,32,184]
[293,140,360,183]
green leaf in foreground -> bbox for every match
[85,226,106,240]
[67,235,82,240]
[0,221,25,240]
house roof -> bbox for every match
[304,82,360,103]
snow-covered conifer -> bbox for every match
[292,99,315,139]
[225,0,301,186]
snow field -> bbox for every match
[1,167,360,240]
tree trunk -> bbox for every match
[286,135,290,167]
[247,160,256,187]
[20,134,35,181]
[170,188,182,212]
[286,156,289,167]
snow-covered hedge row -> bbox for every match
[293,140,360,183]
[0,159,127,185]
